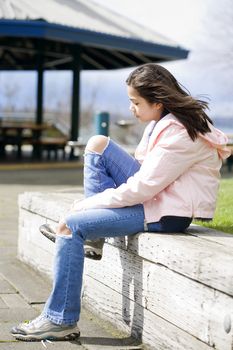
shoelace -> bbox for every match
[23,314,45,327]
[41,339,53,348]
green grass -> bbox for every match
[195,177,233,234]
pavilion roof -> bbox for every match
[0,0,189,70]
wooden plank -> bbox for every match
[18,209,55,279]
[83,276,213,350]
[18,192,82,222]
[17,193,233,349]
[84,244,233,350]
[18,193,233,295]
[188,224,233,248]
[106,232,233,296]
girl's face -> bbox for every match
[127,86,163,123]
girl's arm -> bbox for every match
[72,125,204,211]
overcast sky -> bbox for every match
[94,0,207,47]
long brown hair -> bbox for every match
[126,63,213,141]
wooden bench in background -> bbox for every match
[33,136,68,160]
[18,191,233,350]
[0,120,71,160]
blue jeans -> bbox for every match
[43,140,191,325]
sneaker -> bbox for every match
[39,224,56,243]
[84,244,103,260]
[11,314,80,341]
[39,224,103,260]
[84,239,104,260]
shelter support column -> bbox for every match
[36,53,44,126]
[70,46,82,159]
[34,45,44,159]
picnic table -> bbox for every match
[0,121,49,158]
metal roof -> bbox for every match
[0,0,189,70]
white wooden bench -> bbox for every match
[18,191,233,350]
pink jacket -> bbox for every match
[78,114,230,223]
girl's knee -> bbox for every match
[85,135,109,154]
[57,221,72,236]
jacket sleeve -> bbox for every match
[73,125,202,211]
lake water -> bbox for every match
[212,118,233,136]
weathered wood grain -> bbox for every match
[84,244,233,350]
[19,191,233,296]
[106,233,233,296]
[18,191,233,350]
[83,276,213,350]
[18,209,55,278]
[188,224,233,248]
[18,192,81,222]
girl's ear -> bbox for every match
[154,102,163,110]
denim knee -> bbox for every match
[65,212,89,241]
[65,214,81,238]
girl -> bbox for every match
[11,63,230,341]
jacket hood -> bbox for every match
[199,122,231,159]
[161,115,231,160]
[135,115,231,161]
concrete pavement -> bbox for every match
[0,166,143,350]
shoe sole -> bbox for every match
[39,225,56,243]
[84,246,102,260]
[39,225,103,260]
[12,331,80,341]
